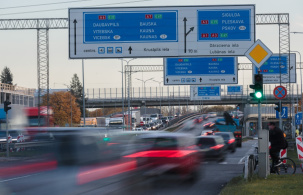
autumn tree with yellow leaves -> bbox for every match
[42,91,81,126]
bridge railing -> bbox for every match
[86,84,301,101]
[0,83,35,96]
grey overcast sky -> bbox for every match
[0,0,302,90]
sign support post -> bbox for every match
[6,112,9,158]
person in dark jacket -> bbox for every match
[223,111,236,126]
[268,122,286,172]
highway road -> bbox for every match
[0,138,257,195]
[0,116,258,195]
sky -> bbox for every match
[0,0,303,92]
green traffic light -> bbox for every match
[255,91,262,99]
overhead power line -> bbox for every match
[0,0,153,16]
[0,0,93,10]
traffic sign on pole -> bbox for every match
[273,86,287,100]
[295,112,302,125]
[253,53,296,84]
[190,86,221,100]
[69,5,255,59]
[276,107,288,119]
[245,39,273,69]
[227,85,243,95]
[164,57,237,85]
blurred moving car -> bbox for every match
[124,133,201,181]
[201,130,214,136]
[203,122,215,129]
[193,116,203,124]
[196,135,227,162]
[134,127,144,131]
[230,111,244,119]
[208,112,217,118]
[143,124,151,131]
[214,132,236,153]
[149,122,158,130]
[202,114,209,120]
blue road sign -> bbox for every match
[165,57,237,85]
[276,107,288,119]
[253,54,296,84]
[190,86,221,100]
[295,112,302,125]
[69,5,255,59]
[227,85,243,95]
[197,9,251,41]
[84,11,178,43]
[255,55,287,74]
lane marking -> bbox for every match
[0,173,41,183]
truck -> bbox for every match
[80,117,97,127]
[108,114,132,130]
[96,117,106,127]
[132,111,141,127]
[213,112,243,147]
[24,106,54,127]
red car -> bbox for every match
[123,132,201,182]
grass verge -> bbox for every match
[220,174,303,195]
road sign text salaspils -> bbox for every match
[164,57,237,85]
[69,5,255,59]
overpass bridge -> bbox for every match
[85,85,301,108]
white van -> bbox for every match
[150,114,163,122]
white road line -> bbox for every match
[0,173,41,183]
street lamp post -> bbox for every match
[290,51,302,129]
[121,58,136,130]
[136,77,154,115]
[152,79,163,113]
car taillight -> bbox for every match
[228,139,235,144]
[124,150,197,158]
[210,144,224,150]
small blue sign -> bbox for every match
[0,109,5,119]
[84,11,178,43]
[295,112,302,125]
[276,107,288,119]
[197,86,220,100]
[227,86,242,95]
[197,9,251,41]
[255,55,288,74]
[166,57,236,76]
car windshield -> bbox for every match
[215,133,230,141]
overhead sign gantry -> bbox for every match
[69,5,255,59]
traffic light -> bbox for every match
[274,102,282,112]
[250,74,263,100]
[4,100,11,113]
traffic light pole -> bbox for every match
[6,112,9,158]
[258,100,262,131]
[279,100,282,129]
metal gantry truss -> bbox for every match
[0,18,68,125]
[0,13,291,118]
